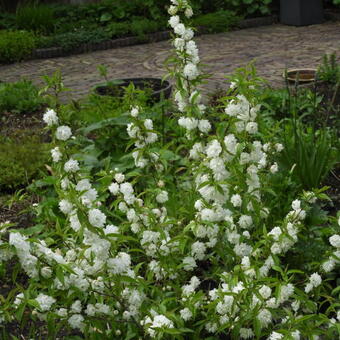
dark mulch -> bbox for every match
[0,107,47,139]
[0,195,36,226]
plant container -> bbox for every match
[284,68,317,84]
[280,0,324,26]
[94,78,172,103]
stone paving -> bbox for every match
[0,21,340,100]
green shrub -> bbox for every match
[130,18,162,38]
[52,0,167,24]
[0,132,49,191]
[193,10,240,33]
[197,0,273,15]
[16,3,55,34]
[0,30,35,63]
[0,79,45,114]
[36,28,111,51]
[105,22,130,38]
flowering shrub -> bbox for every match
[0,1,340,339]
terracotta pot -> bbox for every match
[284,68,317,84]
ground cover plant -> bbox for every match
[0,132,49,191]
[0,1,340,339]
[0,79,45,114]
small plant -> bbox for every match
[261,87,323,121]
[317,52,340,84]
[0,30,35,63]
[280,122,338,190]
[3,188,29,210]
[0,79,45,114]
[16,2,55,34]
[0,132,49,191]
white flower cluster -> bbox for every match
[43,108,58,126]
[207,279,246,328]
[305,272,322,293]
[9,232,38,277]
[85,302,110,317]
[56,125,72,141]
[322,220,340,272]
[156,190,169,204]
[51,147,62,162]
[168,0,211,137]
[108,166,176,280]
[88,208,106,228]
[68,314,84,330]
[109,178,136,204]
[76,178,99,207]
[43,109,74,167]
[225,94,260,134]
[121,288,145,320]
[142,313,174,338]
[266,199,307,259]
[127,106,159,168]
[182,276,200,297]
[35,293,56,312]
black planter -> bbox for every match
[280,0,324,26]
[94,78,172,103]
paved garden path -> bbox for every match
[1,21,340,99]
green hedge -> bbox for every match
[0,30,35,63]
[36,28,111,52]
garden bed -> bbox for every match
[29,15,279,61]
[4,10,340,62]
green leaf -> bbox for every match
[162,328,182,335]
[100,12,112,22]
[78,116,129,135]
[19,224,45,236]
[56,265,65,285]
[27,299,40,309]
[253,317,261,338]
[15,303,26,321]
[332,286,340,296]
